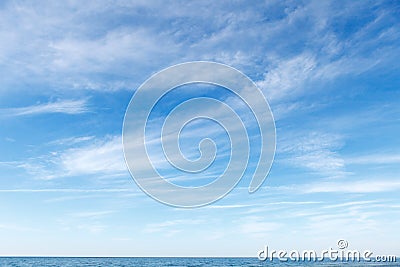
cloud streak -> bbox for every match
[0,188,134,193]
[1,99,90,117]
[304,179,400,194]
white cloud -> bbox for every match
[258,179,400,195]
[52,29,174,66]
[0,188,134,193]
[277,131,345,176]
[321,200,384,210]
[205,204,254,209]
[304,179,400,194]
[0,0,397,100]
[16,161,59,180]
[239,201,324,215]
[257,53,316,103]
[0,99,90,117]
[347,154,400,165]
[59,135,127,176]
[7,135,127,180]
[47,136,95,146]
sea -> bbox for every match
[0,257,399,267]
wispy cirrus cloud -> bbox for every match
[1,0,397,97]
[347,153,400,165]
[277,131,346,177]
[0,99,90,117]
[303,179,400,194]
[257,179,400,195]
[6,135,126,180]
[257,53,317,103]
[59,135,126,176]
[47,136,95,146]
[0,188,134,193]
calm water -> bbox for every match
[0,257,399,267]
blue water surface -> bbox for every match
[0,257,399,267]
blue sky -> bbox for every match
[0,0,400,257]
